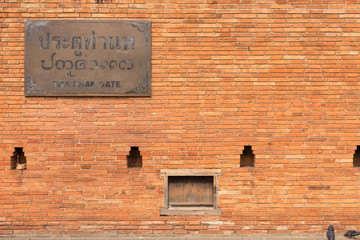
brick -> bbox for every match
[1,0,360,236]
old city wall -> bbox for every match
[1,0,360,235]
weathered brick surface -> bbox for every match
[0,233,351,240]
[1,0,360,235]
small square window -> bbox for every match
[168,176,214,208]
[10,147,27,170]
[354,146,360,167]
[127,146,142,168]
[160,169,221,216]
[241,146,254,167]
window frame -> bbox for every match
[160,169,221,216]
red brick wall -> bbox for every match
[1,0,360,235]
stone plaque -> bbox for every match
[25,20,151,96]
